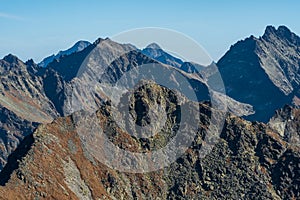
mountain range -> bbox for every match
[0,25,299,199]
[218,25,300,122]
[38,41,91,68]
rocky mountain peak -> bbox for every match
[94,37,110,45]
[263,25,300,45]
[263,25,277,37]
[38,40,91,68]
[2,54,21,65]
[218,25,300,122]
[145,42,162,50]
[0,54,27,73]
[277,25,292,36]
[142,43,183,68]
[71,40,91,51]
[25,59,35,65]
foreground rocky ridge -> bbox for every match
[0,83,298,200]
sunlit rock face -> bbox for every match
[0,82,299,199]
[218,25,300,122]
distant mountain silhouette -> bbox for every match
[38,40,91,68]
[142,43,184,68]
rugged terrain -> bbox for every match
[0,37,225,171]
[0,25,299,199]
[0,82,299,200]
[0,55,58,170]
[218,25,300,122]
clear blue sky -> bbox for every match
[0,0,299,62]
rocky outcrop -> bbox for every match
[259,26,300,95]
[0,55,57,122]
[0,106,38,171]
[268,105,300,146]
[0,83,298,200]
[218,25,300,122]
[0,55,57,170]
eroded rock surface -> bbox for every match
[0,83,298,200]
